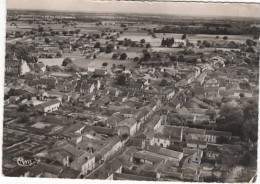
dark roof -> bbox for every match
[58,168,80,179]
[187,139,207,146]
[163,125,183,140]
[145,146,183,159]
[5,166,29,177]
[91,126,116,136]
[205,130,231,137]
[114,173,157,181]
[184,127,206,135]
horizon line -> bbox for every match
[7,8,260,20]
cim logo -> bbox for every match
[13,157,40,167]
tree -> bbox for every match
[146,43,151,48]
[44,38,50,44]
[116,75,126,85]
[106,44,114,53]
[38,27,44,33]
[112,53,120,59]
[202,40,210,47]
[75,29,81,34]
[133,57,139,62]
[18,114,30,124]
[159,79,168,86]
[246,39,257,47]
[239,93,245,98]
[223,36,228,40]
[62,57,72,66]
[246,46,256,53]
[17,104,28,112]
[181,34,187,40]
[178,54,184,62]
[62,30,68,35]
[94,42,101,48]
[119,53,127,60]
[56,52,62,58]
[102,62,108,67]
[122,133,129,140]
[240,151,253,166]
[216,136,229,144]
[99,47,105,52]
[142,50,151,62]
[140,39,146,44]
[204,175,223,182]
[239,82,251,90]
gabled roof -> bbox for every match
[187,139,207,146]
[145,146,183,159]
[117,118,136,128]
[184,127,206,135]
[58,168,80,179]
[163,125,183,140]
[35,99,61,108]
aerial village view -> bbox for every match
[2,1,259,183]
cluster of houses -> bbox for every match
[4,11,258,182]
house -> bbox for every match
[36,90,48,101]
[196,73,207,86]
[150,133,170,148]
[205,130,231,143]
[95,68,108,76]
[144,145,183,165]
[86,158,123,180]
[204,87,220,99]
[132,151,164,166]
[182,153,201,180]
[95,136,123,163]
[35,99,61,113]
[187,139,207,149]
[19,59,31,76]
[164,88,175,100]
[5,60,20,75]
[70,153,95,175]
[116,118,137,136]
[57,80,77,93]
[54,142,96,175]
[168,98,181,110]
[5,166,30,177]
[34,63,46,73]
[183,148,203,158]
[106,113,124,127]
[9,96,20,104]
[34,77,58,90]
[163,125,183,142]
[80,81,95,95]
[147,115,163,132]
[204,78,219,88]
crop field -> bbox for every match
[118,33,161,47]
[38,58,64,66]
[156,33,253,44]
[72,52,136,72]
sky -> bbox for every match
[6,0,260,18]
